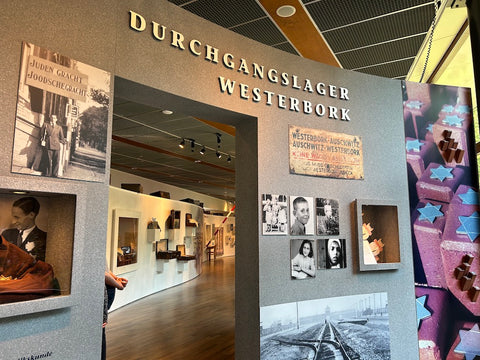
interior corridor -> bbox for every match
[106,257,235,360]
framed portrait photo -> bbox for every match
[317,238,346,269]
[289,196,314,236]
[316,198,339,236]
[261,194,288,235]
[290,239,316,279]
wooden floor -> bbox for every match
[106,257,235,360]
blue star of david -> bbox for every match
[406,100,423,110]
[441,105,454,113]
[426,124,433,133]
[459,188,480,205]
[406,139,424,152]
[443,115,464,127]
[454,323,480,360]
[418,203,443,223]
[456,212,480,242]
[456,105,471,114]
[416,295,431,329]
[430,165,453,182]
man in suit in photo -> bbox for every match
[2,197,47,261]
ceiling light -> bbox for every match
[200,146,206,155]
[190,139,195,152]
[216,151,222,159]
[179,138,185,148]
[276,5,296,17]
[216,133,222,148]
[162,110,173,115]
[227,155,231,163]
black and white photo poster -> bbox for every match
[260,292,390,359]
[11,42,111,182]
[316,198,339,235]
[290,239,316,279]
[289,196,314,236]
[261,194,288,235]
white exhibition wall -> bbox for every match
[107,185,235,312]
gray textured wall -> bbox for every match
[0,1,418,359]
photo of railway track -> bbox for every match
[260,292,390,360]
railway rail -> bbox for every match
[276,320,361,360]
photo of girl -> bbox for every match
[291,239,316,279]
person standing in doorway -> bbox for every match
[42,114,65,177]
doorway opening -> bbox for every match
[105,77,259,359]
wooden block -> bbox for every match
[460,275,473,291]
[454,266,465,279]
[463,254,474,265]
[454,149,465,163]
[469,286,480,302]
[445,148,456,162]
[439,140,449,151]
[442,130,452,138]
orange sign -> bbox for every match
[289,125,364,180]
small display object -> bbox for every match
[289,196,314,236]
[185,213,197,227]
[355,199,401,271]
[111,209,140,274]
[121,183,143,193]
[167,210,181,229]
[176,244,186,256]
[261,194,288,235]
[0,188,75,308]
[316,198,339,236]
[146,218,162,243]
[156,239,169,253]
[317,238,346,269]
[290,239,316,279]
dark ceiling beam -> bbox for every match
[258,0,341,67]
[111,162,235,190]
[112,135,235,174]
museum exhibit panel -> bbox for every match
[0,1,478,359]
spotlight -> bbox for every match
[227,155,231,163]
[179,138,185,148]
[200,146,206,155]
[190,139,195,152]
[216,151,222,159]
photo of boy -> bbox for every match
[289,196,314,235]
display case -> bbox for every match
[355,199,401,271]
[0,184,77,317]
[111,209,140,274]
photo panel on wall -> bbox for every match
[290,239,316,279]
[289,196,314,236]
[316,198,339,236]
[261,194,288,235]
[0,189,76,307]
[317,238,347,269]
